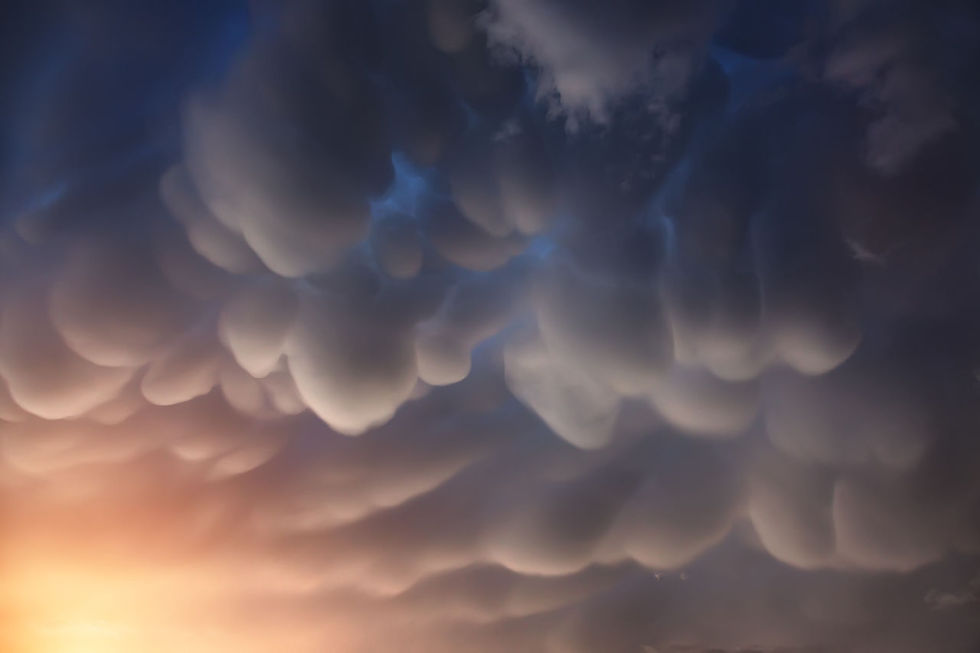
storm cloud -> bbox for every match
[2,1,980,651]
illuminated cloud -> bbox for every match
[2,1,980,652]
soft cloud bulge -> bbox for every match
[2,1,980,651]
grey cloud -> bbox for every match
[2,1,980,652]
[285,291,419,435]
[482,0,721,126]
[822,1,977,175]
[0,284,133,419]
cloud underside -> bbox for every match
[1,0,980,651]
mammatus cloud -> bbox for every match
[2,0,980,651]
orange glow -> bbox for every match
[7,556,198,652]
[4,551,261,653]
[0,499,344,653]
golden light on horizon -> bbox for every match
[0,498,343,653]
[1,551,345,653]
[3,548,231,653]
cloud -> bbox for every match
[285,291,419,435]
[504,327,623,449]
[218,278,299,378]
[2,1,980,652]
[482,0,721,126]
[0,284,133,419]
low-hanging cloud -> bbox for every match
[2,1,980,652]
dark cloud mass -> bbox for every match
[2,1,980,651]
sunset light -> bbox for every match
[2,0,979,651]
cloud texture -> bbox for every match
[2,1,980,651]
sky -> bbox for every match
[1,1,980,651]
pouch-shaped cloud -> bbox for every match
[369,212,424,279]
[141,327,223,406]
[647,364,759,438]
[832,475,952,572]
[747,448,837,570]
[534,257,674,395]
[448,117,556,236]
[0,286,133,419]
[50,237,193,367]
[504,329,622,449]
[616,443,742,569]
[486,463,641,575]
[285,292,418,435]
[218,278,299,378]
[3,1,980,652]
[762,363,931,470]
[181,87,375,277]
[424,195,528,271]
[160,164,264,274]
[417,261,529,386]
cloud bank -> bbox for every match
[2,1,980,651]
